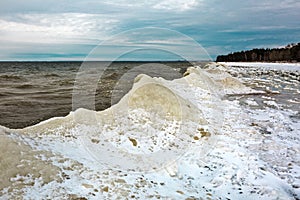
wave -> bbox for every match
[43,73,61,78]
[0,74,25,81]
[15,63,258,140]
[3,62,297,199]
[13,84,36,89]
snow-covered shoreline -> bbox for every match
[219,62,300,71]
[1,62,299,199]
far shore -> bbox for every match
[216,61,299,64]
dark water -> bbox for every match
[0,61,199,129]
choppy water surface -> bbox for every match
[0,62,195,128]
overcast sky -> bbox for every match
[0,0,299,61]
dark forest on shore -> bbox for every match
[216,43,300,62]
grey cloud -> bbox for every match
[0,0,299,60]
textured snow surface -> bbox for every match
[0,62,299,199]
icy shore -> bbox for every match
[0,62,299,199]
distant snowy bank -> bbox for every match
[219,62,300,71]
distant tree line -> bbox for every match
[216,43,300,62]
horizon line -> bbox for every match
[0,60,213,63]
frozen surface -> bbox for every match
[0,62,299,199]
[219,62,300,72]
